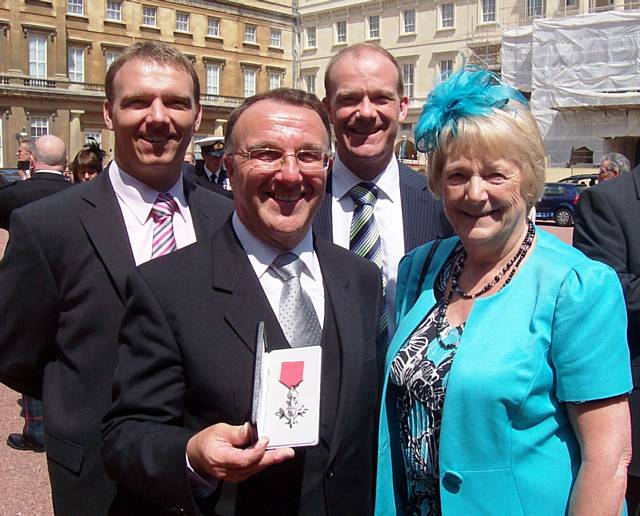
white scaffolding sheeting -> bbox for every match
[502,11,640,166]
[502,25,533,93]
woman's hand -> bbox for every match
[568,396,631,515]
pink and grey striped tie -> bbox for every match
[151,193,178,258]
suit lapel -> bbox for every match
[399,164,429,252]
[185,179,229,239]
[312,173,333,241]
[212,223,284,354]
[78,171,135,303]
[315,238,364,465]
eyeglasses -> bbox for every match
[232,148,330,172]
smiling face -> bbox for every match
[224,99,328,250]
[323,50,408,179]
[441,154,529,257]
[103,59,202,191]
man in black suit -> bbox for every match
[316,43,451,334]
[0,42,232,515]
[0,134,72,453]
[185,135,234,199]
[573,164,640,514]
[102,88,383,516]
[0,134,71,229]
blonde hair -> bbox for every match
[428,102,545,208]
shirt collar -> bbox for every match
[232,212,318,281]
[108,161,187,225]
[331,154,400,204]
[204,165,219,180]
[33,169,64,176]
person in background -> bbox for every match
[0,135,72,454]
[574,158,640,515]
[376,69,632,515]
[16,137,34,179]
[71,138,105,183]
[183,151,196,166]
[598,152,631,183]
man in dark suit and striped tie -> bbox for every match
[315,43,452,335]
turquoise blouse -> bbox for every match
[375,229,632,515]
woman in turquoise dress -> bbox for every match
[376,69,632,515]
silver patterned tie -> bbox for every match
[270,252,322,348]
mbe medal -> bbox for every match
[276,361,307,428]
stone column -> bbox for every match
[69,110,85,159]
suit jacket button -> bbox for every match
[325,469,335,480]
[442,470,463,492]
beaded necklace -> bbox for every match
[435,220,536,336]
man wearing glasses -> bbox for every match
[102,89,383,516]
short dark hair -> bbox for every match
[324,43,404,99]
[105,42,200,106]
[225,88,331,151]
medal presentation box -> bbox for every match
[252,343,322,449]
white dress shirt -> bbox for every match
[330,154,404,333]
[233,213,325,328]
[109,161,197,266]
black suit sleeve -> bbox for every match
[574,186,640,352]
[102,268,200,514]
[0,211,58,398]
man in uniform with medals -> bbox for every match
[102,88,384,516]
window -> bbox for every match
[368,15,380,39]
[31,117,49,138]
[105,50,120,70]
[176,12,190,32]
[270,29,282,48]
[142,6,157,26]
[336,21,347,43]
[85,131,101,145]
[304,73,316,94]
[268,72,282,90]
[401,123,413,131]
[243,68,256,97]
[527,0,543,17]
[566,0,577,5]
[206,63,220,95]
[67,0,83,15]
[403,9,416,33]
[440,4,454,28]
[306,26,316,48]
[28,33,47,78]
[482,0,496,22]
[590,0,613,10]
[68,47,84,83]
[244,25,257,43]
[207,17,220,37]
[439,59,453,82]
[402,63,415,99]
[106,0,122,21]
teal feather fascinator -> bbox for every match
[415,68,528,153]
